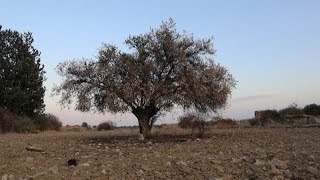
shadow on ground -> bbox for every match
[82,133,207,145]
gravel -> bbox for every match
[0,128,319,179]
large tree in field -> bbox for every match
[53,19,236,139]
[0,26,45,116]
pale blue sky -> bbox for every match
[1,0,319,126]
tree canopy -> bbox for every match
[0,26,45,116]
[53,19,236,139]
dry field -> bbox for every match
[0,127,319,180]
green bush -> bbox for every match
[81,122,91,129]
[304,104,320,116]
[279,103,303,117]
[12,117,37,133]
[97,121,115,131]
[0,107,17,132]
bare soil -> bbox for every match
[0,127,319,180]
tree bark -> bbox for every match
[132,106,159,140]
[138,116,152,140]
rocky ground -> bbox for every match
[0,127,319,180]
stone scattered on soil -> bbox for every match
[25,145,44,152]
[67,159,78,166]
[269,158,288,170]
[0,128,319,179]
[306,166,319,175]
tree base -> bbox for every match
[138,133,145,141]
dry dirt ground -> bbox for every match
[0,127,319,180]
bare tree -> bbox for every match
[53,19,236,140]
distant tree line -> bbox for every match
[251,103,320,126]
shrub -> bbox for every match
[33,114,62,131]
[97,121,115,131]
[0,107,17,133]
[279,103,303,117]
[81,122,91,129]
[178,113,196,129]
[178,113,207,138]
[12,117,37,133]
[304,104,320,116]
[212,118,238,129]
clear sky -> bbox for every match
[1,0,320,126]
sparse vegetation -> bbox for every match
[211,118,238,129]
[0,107,61,133]
[12,116,37,133]
[178,113,207,138]
[0,107,17,133]
[279,103,303,117]
[33,114,62,131]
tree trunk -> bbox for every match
[132,106,159,140]
[138,116,152,140]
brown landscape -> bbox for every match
[1,3,320,180]
[0,126,319,180]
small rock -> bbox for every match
[272,175,284,180]
[306,166,319,175]
[101,169,107,175]
[254,159,266,166]
[165,162,172,167]
[146,141,153,145]
[270,166,282,176]
[215,165,224,173]
[49,165,59,174]
[1,174,8,180]
[108,175,118,180]
[211,160,222,165]
[7,175,14,180]
[302,151,308,156]
[283,170,292,179]
[176,160,188,166]
[308,155,315,161]
[32,172,47,178]
[79,163,90,167]
[26,146,44,152]
[26,157,34,162]
[292,152,297,157]
[75,152,80,156]
[269,158,288,170]
[141,165,151,171]
[67,159,78,166]
[137,169,144,175]
[231,158,240,163]
[207,155,216,160]
[222,175,233,180]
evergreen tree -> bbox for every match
[0,25,45,116]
